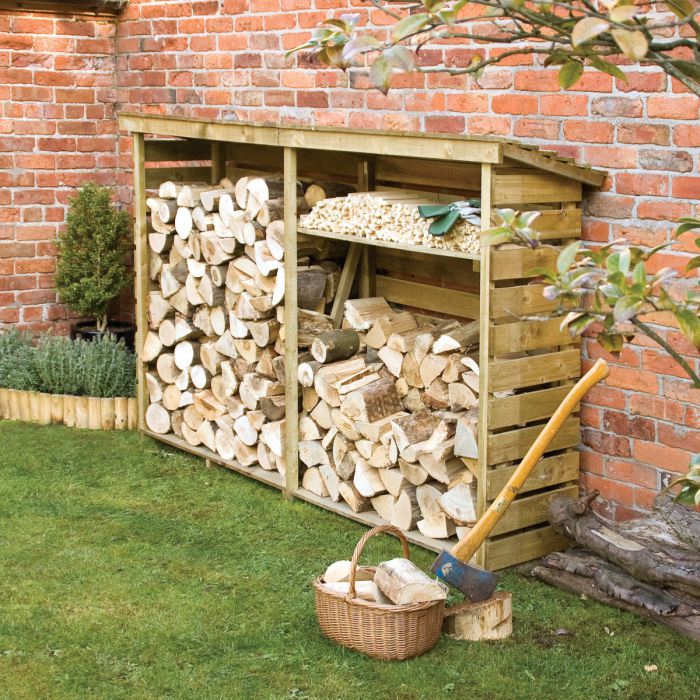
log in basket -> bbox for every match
[312,525,445,660]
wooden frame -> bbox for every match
[120,113,604,569]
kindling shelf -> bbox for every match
[121,113,605,570]
[297,227,481,262]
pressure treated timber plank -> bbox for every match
[489,348,580,392]
[490,246,559,281]
[486,452,579,500]
[211,141,226,183]
[488,416,580,465]
[145,166,211,189]
[298,227,480,262]
[375,156,481,193]
[490,317,577,355]
[376,248,480,289]
[145,138,211,162]
[376,275,480,320]
[490,284,557,321]
[283,147,299,495]
[476,163,494,569]
[492,168,582,205]
[491,484,578,537]
[330,243,362,327]
[484,525,570,571]
[488,383,575,430]
[133,133,148,432]
[503,145,606,187]
[492,208,582,241]
[144,430,284,490]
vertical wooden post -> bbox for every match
[210,141,226,184]
[283,146,299,497]
[133,131,148,432]
[477,163,493,569]
[357,158,376,298]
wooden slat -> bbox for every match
[210,141,226,183]
[283,147,299,496]
[490,246,559,281]
[298,227,480,262]
[145,166,211,189]
[490,317,577,355]
[489,348,580,392]
[376,275,479,320]
[488,384,575,430]
[331,243,362,327]
[492,208,582,241]
[492,168,581,205]
[491,484,578,537]
[375,156,481,194]
[484,525,570,570]
[144,431,284,490]
[488,416,580,465]
[490,284,557,321]
[503,145,606,187]
[486,452,579,500]
[376,247,480,289]
[145,138,211,162]
[133,132,148,431]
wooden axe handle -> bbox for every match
[451,358,609,563]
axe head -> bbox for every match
[431,550,500,602]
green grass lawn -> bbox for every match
[0,422,697,700]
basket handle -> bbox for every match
[347,524,410,602]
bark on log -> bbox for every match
[311,329,360,364]
[374,558,447,604]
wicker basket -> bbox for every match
[313,525,445,660]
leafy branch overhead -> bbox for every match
[289,0,700,96]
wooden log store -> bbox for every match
[118,113,606,570]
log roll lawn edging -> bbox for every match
[0,389,137,430]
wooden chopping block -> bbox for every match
[442,591,512,641]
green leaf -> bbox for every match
[597,331,624,353]
[685,257,700,274]
[557,241,582,274]
[675,218,700,237]
[589,56,626,81]
[611,28,648,61]
[632,261,646,286]
[664,0,695,19]
[670,60,700,82]
[572,17,610,47]
[369,55,392,94]
[566,313,598,336]
[393,13,430,41]
[613,295,642,323]
[558,61,584,89]
[674,308,700,348]
[618,247,631,274]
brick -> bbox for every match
[673,124,700,147]
[446,94,488,113]
[616,173,668,196]
[617,123,669,146]
[633,440,691,474]
[581,428,631,458]
[647,96,699,119]
[513,118,559,140]
[491,94,537,115]
[424,115,465,134]
[639,149,693,172]
[603,411,656,442]
[563,121,613,144]
[673,177,700,199]
[540,94,588,116]
[591,97,642,118]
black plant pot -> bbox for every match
[71,320,136,351]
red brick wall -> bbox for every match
[3,0,700,518]
[0,9,120,333]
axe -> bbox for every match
[432,358,610,601]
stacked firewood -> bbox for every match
[297,296,482,540]
[142,175,346,477]
[299,192,481,255]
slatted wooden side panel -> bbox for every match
[482,198,583,570]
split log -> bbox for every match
[391,411,440,452]
[311,329,360,364]
[353,459,386,497]
[391,488,421,531]
[299,440,330,468]
[418,513,456,539]
[338,482,371,512]
[304,181,356,208]
[398,458,429,486]
[190,364,211,390]
[320,581,388,604]
[454,411,479,459]
[297,266,327,310]
[173,340,199,370]
[322,560,374,584]
[371,494,397,521]
[374,559,447,604]
[377,347,404,378]
[419,354,449,388]
[344,297,392,331]
[340,377,402,423]
[261,419,285,458]
[416,483,446,519]
[431,321,479,354]
[302,467,330,497]
[145,403,170,434]
[175,207,193,239]
[142,331,163,363]
[156,353,180,384]
[193,390,225,421]
[422,379,450,410]
[260,394,285,421]
[442,592,513,641]
[439,483,477,525]
[145,372,165,404]
[215,426,237,461]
